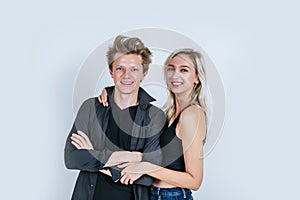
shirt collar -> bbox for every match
[106,86,156,110]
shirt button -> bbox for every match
[90,184,94,187]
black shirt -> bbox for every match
[64,87,166,200]
[106,103,137,151]
[93,104,138,200]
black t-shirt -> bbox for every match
[93,104,138,200]
[106,103,137,151]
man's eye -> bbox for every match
[132,68,139,72]
[181,69,189,72]
[116,67,123,71]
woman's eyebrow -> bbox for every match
[168,64,190,68]
[179,65,190,68]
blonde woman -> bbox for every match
[99,49,208,200]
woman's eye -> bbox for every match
[167,68,174,72]
[181,69,189,72]
[116,67,123,71]
[132,68,139,72]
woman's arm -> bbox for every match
[98,88,109,106]
[121,106,206,190]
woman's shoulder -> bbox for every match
[178,104,206,141]
[180,104,205,120]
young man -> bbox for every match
[64,35,166,200]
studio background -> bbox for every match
[0,0,299,199]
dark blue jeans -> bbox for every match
[150,186,193,200]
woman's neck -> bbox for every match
[175,97,191,115]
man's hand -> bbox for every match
[71,130,94,150]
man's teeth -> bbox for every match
[121,81,133,85]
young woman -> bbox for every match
[99,49,208,200]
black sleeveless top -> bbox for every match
[160,104,206,172]
[160,109,188,172]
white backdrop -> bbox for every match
[0,0,299,199]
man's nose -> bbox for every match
[123,68,131,76]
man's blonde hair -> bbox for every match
[107,35,152,73]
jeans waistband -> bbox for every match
[151,186,191,198]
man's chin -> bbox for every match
[115,87,139,95]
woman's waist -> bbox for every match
[151,184,191,196]
[152,180,177,188]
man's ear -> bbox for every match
[140,71,148,83]
[109,69,113,77]
[142,71,148,78]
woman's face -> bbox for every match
[166,54,199,97]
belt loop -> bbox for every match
[157,187,161,200]
[181,188,186,198]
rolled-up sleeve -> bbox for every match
[64,98,113,172]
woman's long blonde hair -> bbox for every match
[163,48,209,122]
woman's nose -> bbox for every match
[171,69,180,78]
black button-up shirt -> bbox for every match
[64,87,166,200]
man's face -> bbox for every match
[110,53,146,96]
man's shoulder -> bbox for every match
[145,104,166,122]
[80,97,97,107]
[78,97,106,112]
[147,103,162,112]
[142,101,161,112]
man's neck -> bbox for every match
[113,90,139,110]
